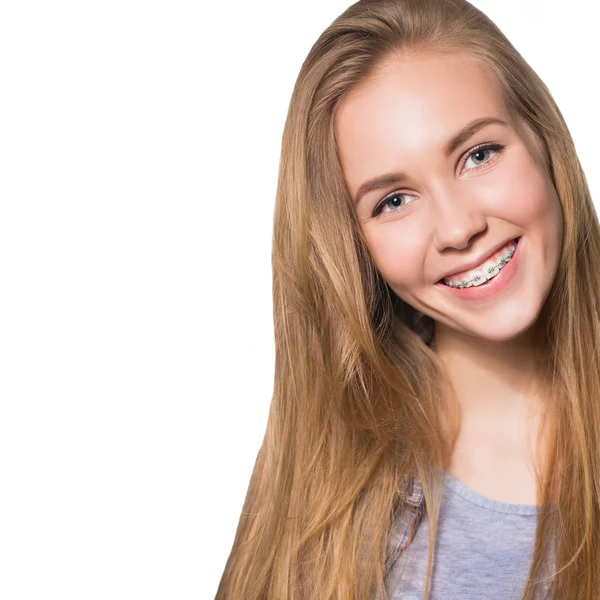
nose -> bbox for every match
[430,183,488,252]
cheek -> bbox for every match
[500,150,558,225]
[364,224,425,289]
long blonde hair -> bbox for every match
[216,0,600,598]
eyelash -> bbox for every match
[371,142,505,218]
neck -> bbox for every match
[432,320,551,486]
[432,319,545,425]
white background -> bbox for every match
[0,1,597,598]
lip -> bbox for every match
[438,236,520,282]
[434,236,523,302]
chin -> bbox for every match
[450,312,542,343]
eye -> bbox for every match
[372,191,416,218]
[463,142,504,171]
[371,142,505,219]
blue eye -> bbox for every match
[464,144,500,169]
[461,142,504,170]
[372,142,505,218]
[372,191,415,218]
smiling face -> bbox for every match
[335,51,563,343]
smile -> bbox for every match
[441,239,518,288]
[435,237,523,302]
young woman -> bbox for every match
[216,1,599,598]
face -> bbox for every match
[335,52,563,343]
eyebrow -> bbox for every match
[352,117,510,205]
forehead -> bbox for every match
[335,52,509,188]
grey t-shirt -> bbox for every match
[386,470,541,599]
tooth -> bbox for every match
[443,241,516,287]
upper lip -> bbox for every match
[437,237,519,281]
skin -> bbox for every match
[335,51,563,504]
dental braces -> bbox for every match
[446,245,516,288]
